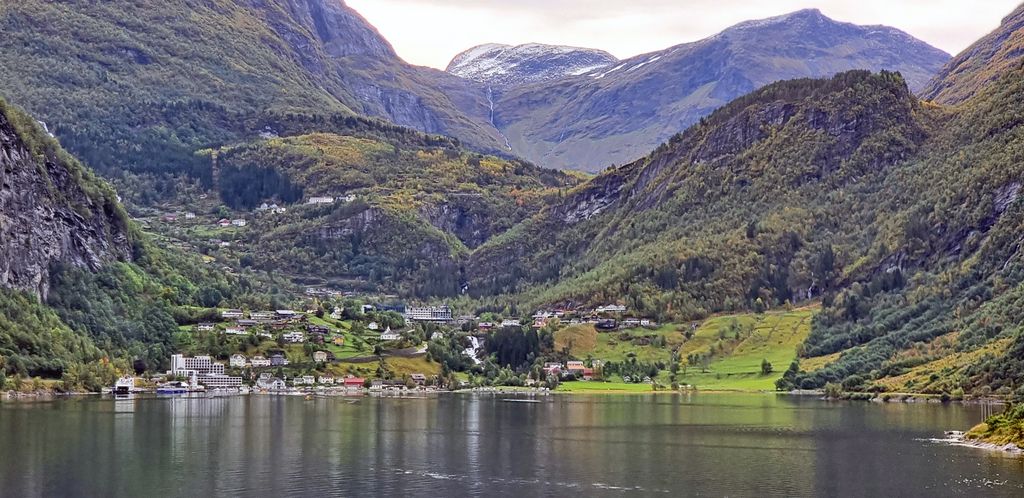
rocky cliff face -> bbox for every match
[0,102,131,299]
[447,43,618,88]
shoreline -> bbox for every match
[934,431,1024,456]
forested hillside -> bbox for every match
[157,132,576,297]
[469,70,928,319]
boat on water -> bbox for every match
[156,381,204,395]
[112,376,135,395]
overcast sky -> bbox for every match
[346,0,1021,69]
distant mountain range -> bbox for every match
[465,9,951,171]
[0,2,951,179]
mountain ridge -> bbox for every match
[483,8,949,172]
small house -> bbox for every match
[251,356,271,368]
[229,354,247,368]
[410,373,427,386]
[379,327,400,341]
[221,309,244,319]
[313,351,328,363]
[344,376,366,389]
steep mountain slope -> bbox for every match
[921,3,1024,104]
[0,99,237,378]
[0,100,130,300]
[488,9,949,172]
[0,0,506,190]
[447,44,617,88]
[469,70,929,318]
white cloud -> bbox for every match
[345,0,1020,69]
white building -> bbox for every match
[500,319,522,328]
[169,354,242,389]
[330,307,343,320]
[229,354,247,368]
[225,327,247,336]
[306,196,334,205]
[313,351,328,363]
[320,376,335,385]
[231,219,247,227]
[404,305,453,323]
[221,309,244,319]
[379,327,400,341]
[195,323,215,332]
[256,374,286,390]
[596,304,627,314]
[283,331,305,343]
[251,356,271,368]
[251,311,275,321]
[367,322,380,331]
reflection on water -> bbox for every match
[1,394,1023,497]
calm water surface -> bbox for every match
[1,393,1022,497]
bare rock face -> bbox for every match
[447,43,618,88]
[0,106,131,299]
[278,0,399,60]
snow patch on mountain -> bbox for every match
[446,43,618,88]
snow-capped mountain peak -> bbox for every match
[446,43,618,88]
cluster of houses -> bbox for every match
[228,353,290,368]
[217,218,248,228]
[305,194,357,206]
[253,373,367,391]
[526,305,656,331]
[250,372,434,392]
[205,309,310,335]
[542,361,597,381]
[255,203,287,215]
[161,212,197,223]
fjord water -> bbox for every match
[1,394,1022,497]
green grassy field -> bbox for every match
[674,308,814,390]
[556,381,661,393]
[555,307,816,392]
